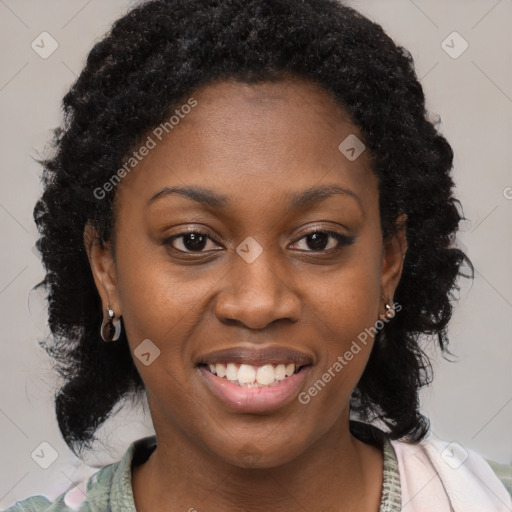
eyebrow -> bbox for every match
[146,184,362,213]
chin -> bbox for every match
[207,432,310,470]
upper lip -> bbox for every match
[196,346,313,367]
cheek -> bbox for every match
[113,237,219,381]
[297,244,383,413]
[306,241,383,345]
[114,249,215,431]
[296,296,377,433]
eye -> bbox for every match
[163,228,354,255]
[163,230,222,253]
[290,230,354,252]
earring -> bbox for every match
[100,304,122,342]
[384,302,394,319]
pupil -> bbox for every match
[307,232,328,251]
[184,233,207,251]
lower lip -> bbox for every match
[198,366,311,413]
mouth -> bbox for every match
[195,347,313,413]
[197,362,307,388]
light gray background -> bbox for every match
[1,0,511,508]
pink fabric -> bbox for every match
[392,438,512,511]
[63,484,88,511]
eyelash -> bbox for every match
[162,229,355,254]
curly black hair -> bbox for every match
[33,0,472,458]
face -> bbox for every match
[85,77,406,468]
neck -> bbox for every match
[132,419,383,512]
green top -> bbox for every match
[3,427,511,511]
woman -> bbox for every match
[5,0,511,510]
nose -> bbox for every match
[214,250,301,330]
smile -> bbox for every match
[201,362,303,388]
[195,346,313,412]
[197,362,311,413]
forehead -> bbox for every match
[115,77,377,217]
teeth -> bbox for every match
[225,363,238,381]
[238,364,256,385]
[206,362,301,387]
[275,364,286,381]
[256,364,275,385]
[216,363,226,378]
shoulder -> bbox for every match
[391,437,512,510]
[2,435,156,512]
[2,463,117,512]
[2,495,53,512]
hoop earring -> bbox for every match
[100,305,121,342]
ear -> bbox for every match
[83,222,122,316]
[380,213,408,302]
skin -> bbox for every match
[85,77,407,512]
